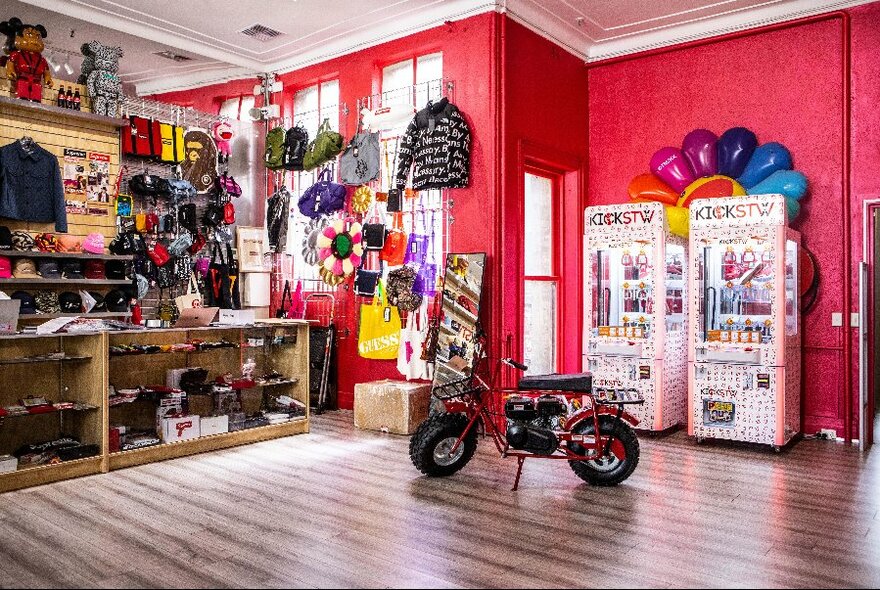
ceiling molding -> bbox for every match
[134,67,256,96]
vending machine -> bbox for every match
[584,201,688,431]
[688,194,801,449]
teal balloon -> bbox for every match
[737,142,793,189]
[747,170,808,201]
[785,197,801,222]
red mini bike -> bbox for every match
[410,342,643,490]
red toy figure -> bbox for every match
[1,18,52,102]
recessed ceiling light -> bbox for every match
[154,50,193,62]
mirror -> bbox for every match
[432,253,487,389]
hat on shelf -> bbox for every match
[82,233,105,255]
[35,291,60,314]
[34,233,58,252]
[59,291,83,313]
[0,227,12,250]
[11,231,35,252]
[0,256,10,279]
[56,235,83,253]
[105,260,128,281]
[84,260,106,280]
[104,289,129,313]
[62,261,85,280]
[13,258,38,279]
[87,291,106,313]
[37,260,62,279]
[10,291,36,314]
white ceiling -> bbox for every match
[7,0,875,95]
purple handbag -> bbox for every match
[195,256,211,278]
[413,209,438,296]
[403,210,429,267]
[298,167,347,219]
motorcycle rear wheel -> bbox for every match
[567,417,640,486]
[410,413,478,477]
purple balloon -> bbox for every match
[682,129,718,178]
[717,127,758,178]
[650,147,695,194]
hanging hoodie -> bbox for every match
[394,97,470,191]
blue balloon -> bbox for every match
[785,197,801,222]
[746,170,808,201]
[717,127,758,178]
[737,142,793,189]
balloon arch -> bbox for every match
[627,127,808,237]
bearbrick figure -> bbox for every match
[80,41,123,117]
[0,18,52,102]
[212,120,234,165]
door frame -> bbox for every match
[860,198,880,449]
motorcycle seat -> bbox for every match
[518,373,592,393]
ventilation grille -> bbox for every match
[154,51,193,62]
[240,23,284,42]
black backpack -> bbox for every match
[283,124,309,171]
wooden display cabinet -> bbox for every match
[107,324,309,470]
[0,333,106,493]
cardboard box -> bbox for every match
[161,415,201,443]
[200,415,229,436]
[0,454,18,473]
[354,380,432,435]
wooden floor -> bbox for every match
[1,412,879,589]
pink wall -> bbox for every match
[587,5,880,437]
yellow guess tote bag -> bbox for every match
[358,281,401,359]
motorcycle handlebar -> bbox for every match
[501,358,529,372]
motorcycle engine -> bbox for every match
[504,395,568,454]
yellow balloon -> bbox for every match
[665,205,690,238]
[678,175,746,208]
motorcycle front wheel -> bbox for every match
[410,413,478,477]
[567,416,640,486]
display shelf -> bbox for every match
[0,405,98,420]
[107,419,308,470]
[0,456,103,494]
[0,251,135,262]
[109,344,238,358]
[0,278,131,287]
[0,95,127,128]
[18,312,132,321]
[0,354,91,366]
[443,299,478,324]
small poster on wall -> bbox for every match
[87,152,111,203]
[62,148,87,196]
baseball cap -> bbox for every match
[37,260,62,279]
[88,291,106,312]
[104,289,129,312]
[84,260,106,280]
[59,291,83,313]
[13,258,38,279]
[34,233,58,252]
[106,260,128,280]
[11,291,36,314]
[62,261,84,280]
[56,235,83,253]
[11,231,35,252]
[82,233,105,255]
[34,291,60,314]
[0,256,10,279]
[0,227,11,250]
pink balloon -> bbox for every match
[650,147,695,194]
[682,129,718,178]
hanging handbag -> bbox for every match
[302,118,345,171]
[298,167,347,219]
[156,264,176,289]
[148,241,172,267]
[358,281,401,360]
[302,217,326,266]
[421,294,441,362]
[203,203,224,227]
[129,174,163,196]
[354,253,383,298]
[413,210,438,296]
[179,203,198,233]
[188,231,207,255]
[158,178,196,203]
[168,232,194,257]
[224,201,236,225]
[215,172,242,197]
[339,130,381,186]
[379,212,407,266]
[227,243,241,310]
[195,255,211,278]
[157,291,179,323]
[276,280,292,318]
[175,255,192,284]
[386,265,422,312]
[264,126,287,170]
[205,244,233,309]
[267,187,291,253]
[282,124,309,171]
[403,210,429,267]
[362,204,386,251]
[175,273,203,312]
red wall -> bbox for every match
[587,5,880,437]
[151,13,500,410]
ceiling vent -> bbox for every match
[154,51,193,62]
[240,23,284,42]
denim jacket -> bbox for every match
[0,141,68,232]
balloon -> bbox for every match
[678,175,746,208]
[746,170,808,201]
[717,127,758,178]
[650,147,695,194]
[681,129,718,178]
[628,173,679,206]
[665,205,690,238]
[785,197,800,222]
[737,142,793,189]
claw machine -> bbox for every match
[584,201,688,431]
[688,194,801,448]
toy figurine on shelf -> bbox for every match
[80,40,123,117]
[0,18,52,102]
